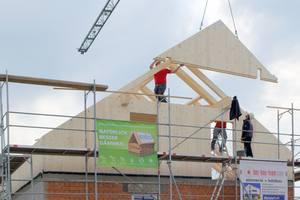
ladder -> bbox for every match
[210,160,232,200]
[1,154,9,200]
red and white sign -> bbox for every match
[240,160,287,200]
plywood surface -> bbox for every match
[155,20,277,83]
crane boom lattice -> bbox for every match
[78,0,120,54]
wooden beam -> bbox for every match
[185,95,202,106]
[134,94,148,101]
[130,95,139,100]
[210,97,231,109]
[193,101,202,106]
[121,94,130,106]
[169,64,217,105]
[130,113,157,123]
[140,86,157,101]
[267,106,300,111]
[187,67,227,99]
[141,77,154,88]
[104,90,191,100]
[0,74,108,91]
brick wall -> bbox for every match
[44,180,294,200]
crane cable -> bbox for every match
[199,0,209,30]
[199,0,238,38]
[227,0,238,38]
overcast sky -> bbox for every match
[1,0,300,157]
[1,0,300,195]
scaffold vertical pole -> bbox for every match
[93,80,98,199]
[0,81,4,200]
[221,103,224,156]
[222,162,225,200]
[84,90,88,200]
[277,110,280,159]
[291,103,295,200]
[30,155,34,200]
[5,72,11,200]
[0,82,3,152]
[234,118,237,200]
[157,97,161,200]
[168,89,172,200]
[158,160,161,200]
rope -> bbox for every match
[199,0,209,30]
[227,0,238,38]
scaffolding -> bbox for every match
[1,73,300,200]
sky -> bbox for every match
[1,0,300,192]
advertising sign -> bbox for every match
[97,119,158,168]
[240,160,287,200]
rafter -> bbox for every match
[187,67,227,99]
[140,86,157,101]
[185,95,202,106]
[130,95,139,100]
[141,77,154,88]
[169,64,217,105]
[134,94,148,101]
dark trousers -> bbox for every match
[243,137,253,157]
[154,83,167,102]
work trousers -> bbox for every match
[243,137,253,157]
[154,83,167,102]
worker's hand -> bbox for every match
[179,63,184,67]
[150,60,161,69]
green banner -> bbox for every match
[97,119,158,168]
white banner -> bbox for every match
[240,160,287,200]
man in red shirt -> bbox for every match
[149,60,184,102]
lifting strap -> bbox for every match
[199,0,238,38]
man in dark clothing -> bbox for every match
[241,113,254,157]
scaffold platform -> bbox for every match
[3,145,300,175]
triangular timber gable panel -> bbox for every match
[110,20,277,106]
[154,20,277,83]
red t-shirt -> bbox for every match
[215,121,226,128]
[154,68,172,85]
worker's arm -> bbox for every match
[149,60,157,70]
[171,63,184,73]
